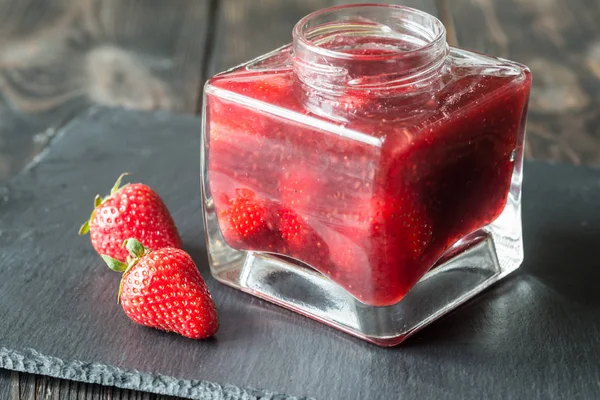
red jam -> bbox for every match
[206,43,531,307]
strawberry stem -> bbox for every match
[101,255,128,272]
[100,238,151,305]
[78,172,131,236]
[78,221,90,235]
[123,238,148,258]
[111,172,130,195]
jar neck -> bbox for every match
[292,4,449,97]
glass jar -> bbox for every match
[201,4,531,346]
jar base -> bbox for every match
[205,199,523,346]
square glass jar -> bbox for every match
[201,4,531,346]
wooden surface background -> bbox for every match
[0,0,598,398]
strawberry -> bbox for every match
[279,208,305,247]
[79,174,182,263]
[220,188,271,238]
[278,207,329,266]
[101,239,218,339]
[218,188,284,252]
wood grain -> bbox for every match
[209,0,319,74]
[0,0,210,182]
[0,369,18,399]
[2,373,184,399]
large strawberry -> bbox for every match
[101,239,218,339]
[79,173,182,262]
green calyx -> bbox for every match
[124,238,148,258]
[78,172,130,235]
[101,255,128,272]
[100,238,152,303]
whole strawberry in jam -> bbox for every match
[278,207,329,265]
[219,188,281,250]
[279,208,306,246]
[222,188,270,238]
[101,239,218,339]
[79,173,182,262]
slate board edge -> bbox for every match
[0,347,312,400]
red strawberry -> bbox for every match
[101,239,218,339]
[79,173,182,263]
[219,189,284,251]
[279,208,305,247]
[221,188,271,238]
[278,207,329,266]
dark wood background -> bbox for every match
[1,0,598,398]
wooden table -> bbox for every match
[1,0,598,398]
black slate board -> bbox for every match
[1,107,600,400]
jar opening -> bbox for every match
[292,4,448,93]
[294,4,445,60]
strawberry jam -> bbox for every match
[203,5,531,307]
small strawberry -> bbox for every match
[279,208,305,247]
[101,239,218,339]
[221,188,271,238]
[220,189,274,239]
[218,189,284,251]
[278,207,329,266]
[79,173,182,262]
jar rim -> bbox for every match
[292,3,447,61]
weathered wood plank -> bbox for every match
[449,0,600,165]
[209,0,319,73]
[336,0,439,16]
[0,0,210,182]
[0,0,209,113]
[0,369,19,399]
[0,369,183,400]
[17,371,36,399]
